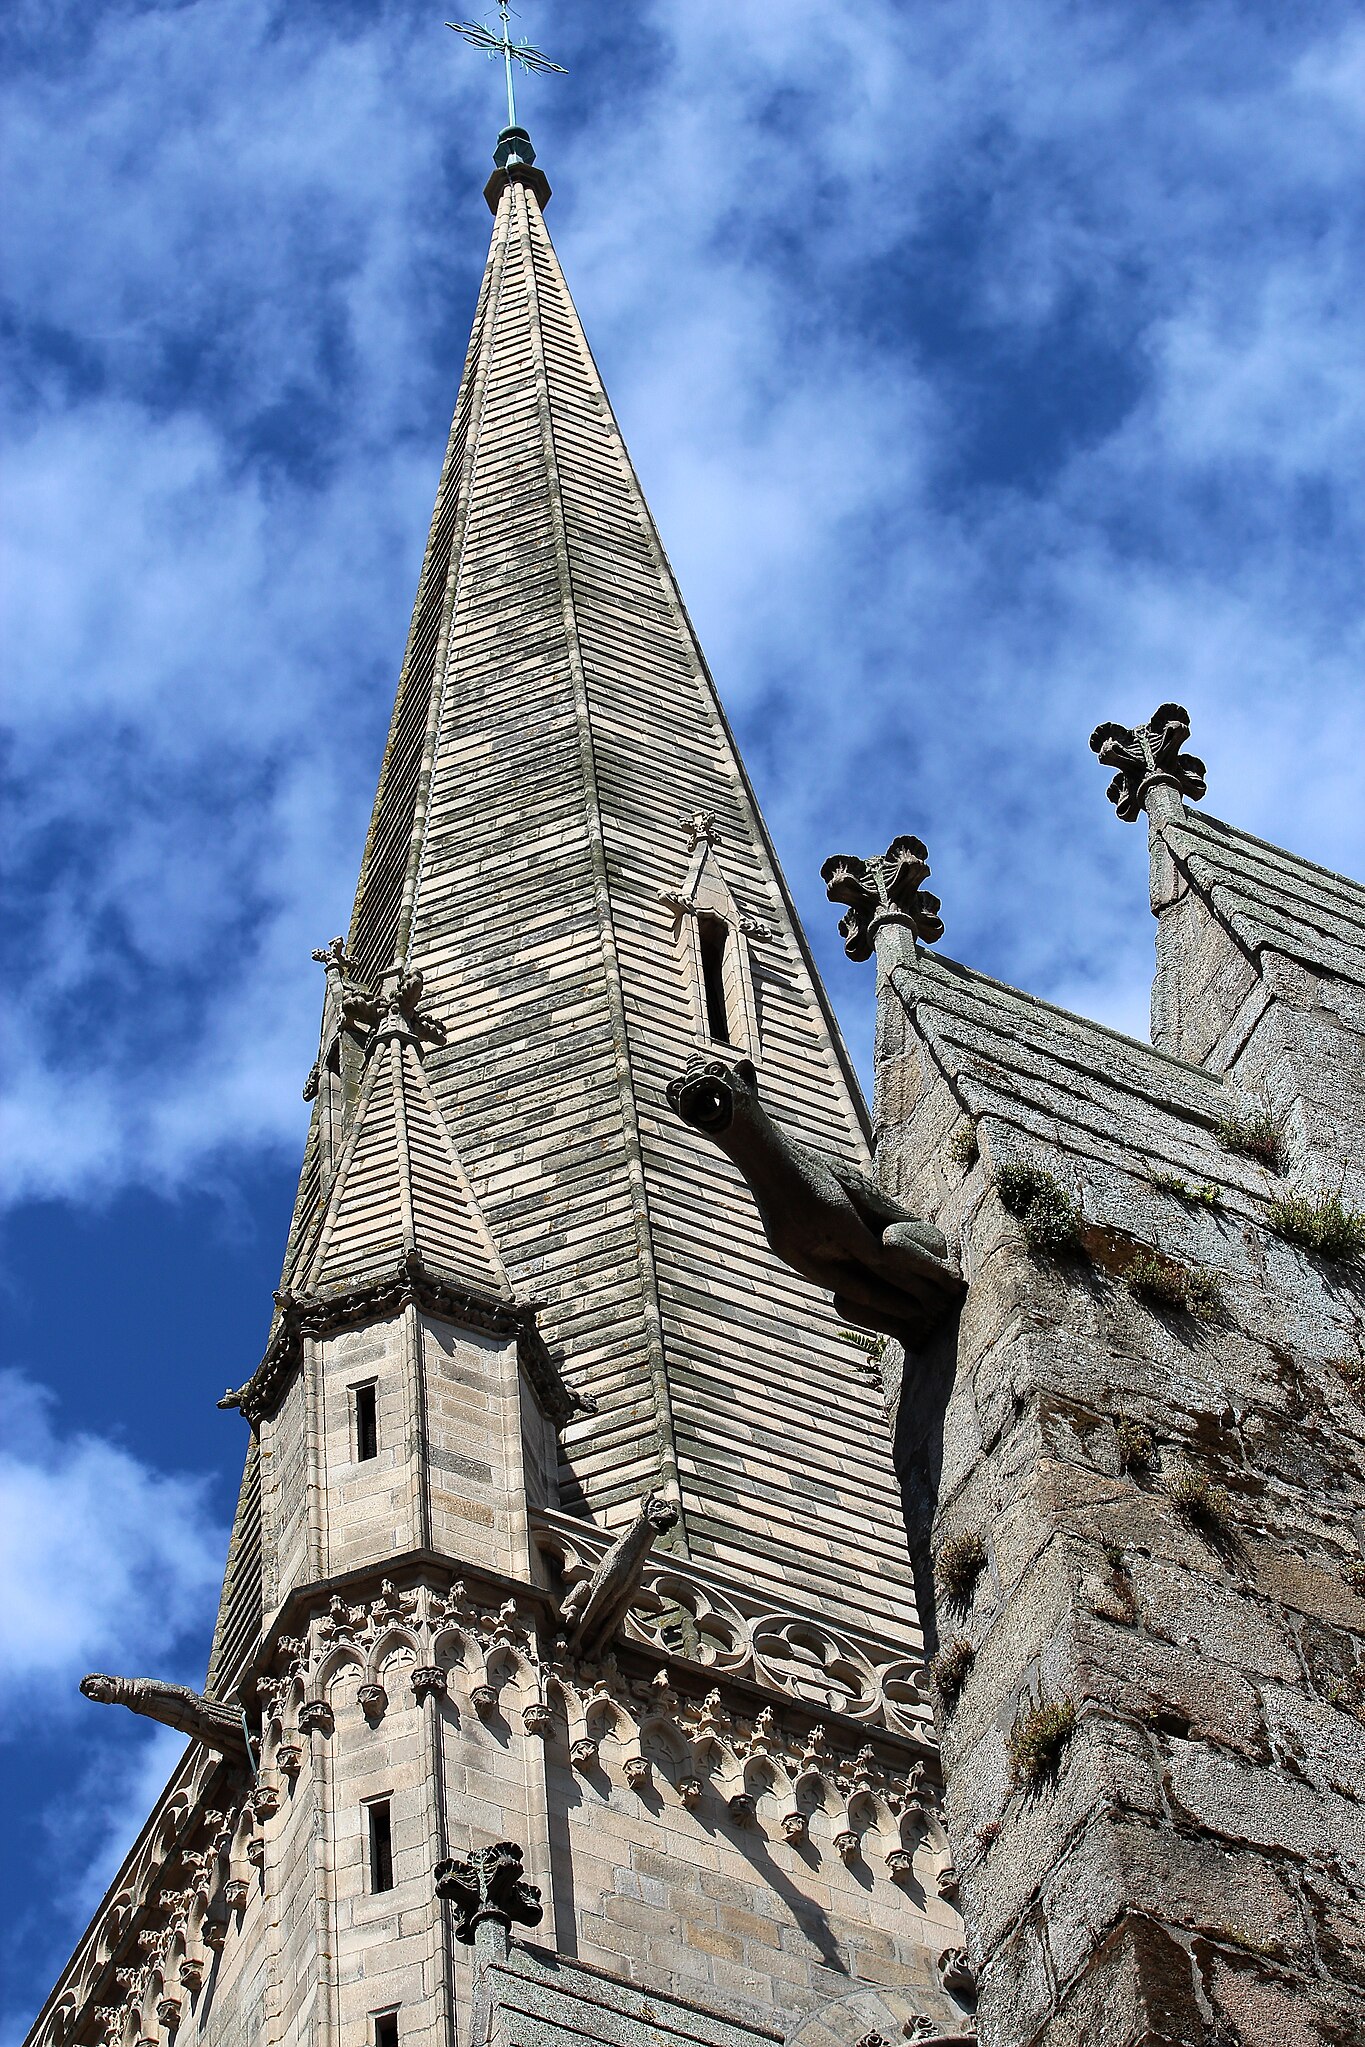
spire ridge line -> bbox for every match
[509,182,686,1529]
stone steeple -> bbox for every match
[270,133,915,1638]
[34,127,969,2047]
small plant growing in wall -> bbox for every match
[949,1121,980,1168]
[1125,1249,1223,1318]
[931,1638,976,1705]
[1007,1696,1076,1788]
[1168,1469,1234,1535]
[1114,1417,1155,1473]
[996,1161,1083,1255]
[937,1530,987,1607]
[1215,1102,1285,1174]
[1266,1192,1365,1263]
[1148,1169,1222,1208]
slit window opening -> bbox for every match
[374,2016,399,2047]
[368,1799,394,1892]
[355,1383,378,1463]
[698,916,731,1045]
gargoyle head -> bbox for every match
[80,1674,120,1703]
[665,1056,758,1137]
[643,1490,680,1534]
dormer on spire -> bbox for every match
[1089,702,1206,824]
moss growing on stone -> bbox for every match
[949,1121,980,1168]
[1168,1469,1233,1533]
[996,1161,1083,1255]
[1114,1417,1155,1472]
[1125,1250,1222,1318]
[1215,1105,1285,1173]
[1266,1193,1365,1262]
[937,1530,987,1606]
[1008,1696,1076,1787]
[931,1638,975,1704]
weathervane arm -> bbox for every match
[500,0,517,126]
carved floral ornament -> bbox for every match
[303,942,447,1099]
[821,835,945,963]
[1089,702,1206,823]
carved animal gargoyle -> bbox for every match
[80,1673,247,1761]
[558,1492,679,1658]
[666,1057,963,1341]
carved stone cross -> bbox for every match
[435,1840,543,1947]
[821,835,945,962]
[1089,702,1206,823]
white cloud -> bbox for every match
[1,0,1362,1204]
[0,1371,223,1710]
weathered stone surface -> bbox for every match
[868,775,1365,2043]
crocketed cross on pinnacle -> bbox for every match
[1089,702,1207,822]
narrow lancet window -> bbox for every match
[355,1383,378,1462]
[698,915,731,1044]
[368,1799,394,1893]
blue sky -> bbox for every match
[2,0,1363,2027]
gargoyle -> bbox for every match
[666,1057,963,1341]
[80,1673,247,1761]
[559,1492,679,1658]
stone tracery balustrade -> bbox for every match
[533,1509,935,1740]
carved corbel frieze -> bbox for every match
[821,835,945,963]
[358,1684,388,1720]
[1089,702,1206,822]
[297,1699,333,1737]
[411,1665,448,1703]
[435,1841,543,1946]
[938,1947,977,2001]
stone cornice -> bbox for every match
[218,1255,577,1428]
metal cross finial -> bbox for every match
[448,3,565,130]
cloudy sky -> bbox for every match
[2,0,1363,2026]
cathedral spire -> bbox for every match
[275,118,915,1640]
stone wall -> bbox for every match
[865,773,1365,2047]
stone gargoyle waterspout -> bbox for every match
[666,1056,963,1342]
[80,1673,248,1760]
